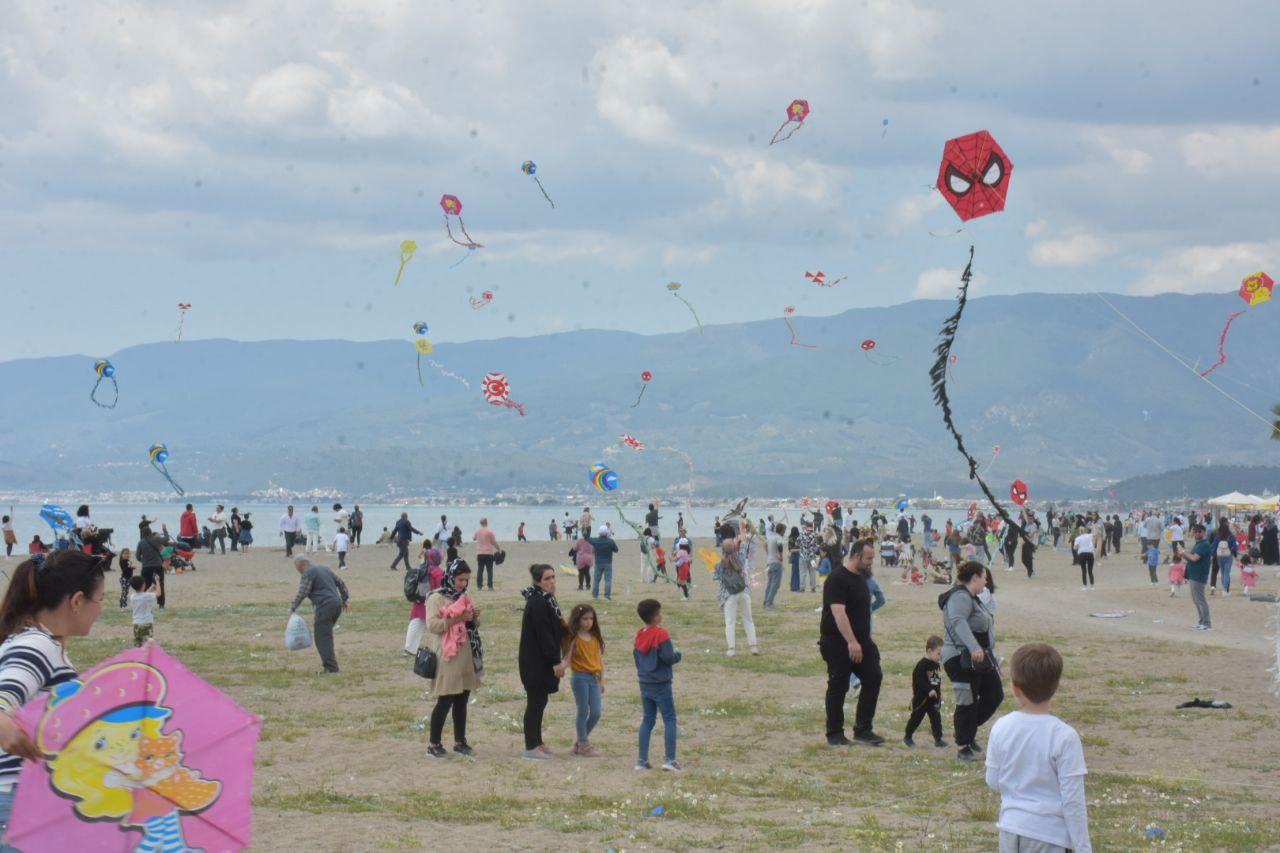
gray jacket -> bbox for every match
[940,587,994,664]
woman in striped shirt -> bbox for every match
[0,551,106,842]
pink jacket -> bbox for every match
[438,594,473,660]
[574,538,595,569]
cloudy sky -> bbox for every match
[2,0,1277,362]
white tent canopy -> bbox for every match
[1207,491,1261,508]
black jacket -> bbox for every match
[518,592,564,693]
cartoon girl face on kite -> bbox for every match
[38,663,220,843]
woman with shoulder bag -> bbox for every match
[423,560,482,758]
[939,560,1002,762]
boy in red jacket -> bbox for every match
[633,599,683,771]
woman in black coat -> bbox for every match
[518,564,565,759]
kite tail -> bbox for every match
[769,121,801,146]
[444,216,483,249]
[673,293,703,333]
[151,461,185,497]
[505,398,527,417]
[928,246,1031,549]
[613,504,665,583]
[458,218,483,249]
[90,377,119,409]
[1199,310,1246,378]
[428,360,470,389]
[417,353,424,387]
[784,316,816,348]
[631,384,648,408]
[533,177,555,209]
[448,250,474,270]
[394,256,410,286]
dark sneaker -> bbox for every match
[427,743,448,758]
[957,746,978,762]
[852,731,885,747]
[826,734,853,746]
[902,736,916,748]
[453,742,474,756]
[934,738,950,748]
[970,740,983,754]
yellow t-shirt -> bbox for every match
[568,633,603,678]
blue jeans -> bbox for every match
[1218,556,1233,592]
[0,788,16,853]
[592,564,613,599]
[764,562,782,607]
[571,672,602,742]
[789,551,800,591]
[638,682,677,763]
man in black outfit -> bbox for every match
[819,538,885,746]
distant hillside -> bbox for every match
[1108,465,1280,502]
[0,290,1277,499]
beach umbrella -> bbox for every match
[6,644,261,852]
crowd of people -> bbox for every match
[4,496,1276,850]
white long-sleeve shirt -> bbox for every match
[985,711,1091,852]
[279,513,303,533]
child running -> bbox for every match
[633,598,682,771]
[904,635,947,748]
[1239,554,1258,595]
[128,576,158,647]
[674,541,692,600]
[566,604,605,757]
[1144,543,1160,586]
[985,642,1092,852]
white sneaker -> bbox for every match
[1082,586,1088,591]
[726,649,736,657]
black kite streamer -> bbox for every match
[928,246,1031,548]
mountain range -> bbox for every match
[1,289,1276,501]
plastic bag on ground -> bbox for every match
[285,612,312,650]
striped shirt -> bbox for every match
[0,626,76,791]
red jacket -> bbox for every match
[179,511,198,538]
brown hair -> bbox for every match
[0,552,105,640]
[925,635,943,651]
[566,603,604,653]
[956,560,985,584]
[1010,642,1064,704]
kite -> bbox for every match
[611,504,666,582]
[967,503,978,521]
[769,99,810,146]
[896,495,909,512]
[620,434,646,451]
[805,271,846,288]
[929,246,1031,549]
[590,464,619,492]
[470,290,494,309]
[428,360,470,389]
[440,194,483,249]
[937,130,1013,222]
[414,336,434,386]
[666,282,703,333]
[698,546,721,576]
[631,370,653,408]
[175,303,191,342]
[90,358,118,409]
[521,161,555,208]
[1010,479,1029,506]
[982,444,1001,474]
[148,442,184,496]
[947,353,958,381]
[413,321,429,336]
[394,239,417,286]
[482,372,526,416]
[881,118,889,138]
[860,338,898,366]
[784,307,816,348]
[1200,272,1273,378]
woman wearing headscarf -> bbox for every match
[940,561,1001,762]
[423,560,482,758]
[518,564,565,760]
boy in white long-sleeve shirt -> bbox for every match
[985,642,1091,853]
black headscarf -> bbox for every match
[437,561,483,675]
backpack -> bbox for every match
[404,567,427,603]
[1215,539,1231,559]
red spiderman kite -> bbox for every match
[937,130,1013,222]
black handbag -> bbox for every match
[494,549,507,565]
[413,645,438,679]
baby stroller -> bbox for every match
[162,542,197,573]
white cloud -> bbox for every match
[1132,241,1280,295]
[885,192,942,235]
[1179,126,1280,175]
[914,266,984,299]
[711,152,848,213]
[244,64,331,124]
[592,36,704,144]
[1029,232,1117,267]
[1024,219,1048,238]
[855,0,940,81]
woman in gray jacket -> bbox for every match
[938,561,1002,762]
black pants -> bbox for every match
[430,690,470,745]
[905,700,943,741]
[524,688,551,750]
[230,529,239,551]
[821,639,882,738]
[1078,553,1095,585]
[944,656,1003,748]
[1210,555,1219,588]
[141,565,166,609]
[578,566,591,590]
[284,531,298,556]
[476,554,495,589]
[391,540,412,571]
[208,528,226,554]
[351,526,362,546]
[118,568,133,608]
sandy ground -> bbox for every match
[21,531,1280,851]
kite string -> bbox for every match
[1092,294,1274,433]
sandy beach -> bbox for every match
[29,530,1279,851]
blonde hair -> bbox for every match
[48,716,167,820]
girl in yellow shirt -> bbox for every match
[566,604,605,756]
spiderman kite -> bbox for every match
[937,130,1013,222]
